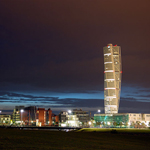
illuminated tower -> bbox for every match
[103,44,122,114]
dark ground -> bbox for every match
[0,128,150,150]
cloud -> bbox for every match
[0,0,150,114]
[0,91,150,114]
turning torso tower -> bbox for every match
[103,44,122,114]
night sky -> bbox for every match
[0,0,150,115]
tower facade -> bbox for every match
[103,44,122,114]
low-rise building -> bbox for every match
[59,111,68,124]
[94,113,150,127]
[51,113,59,126]
[36,108,53,126]
[0,114,11,125]
[12,106,25,124]
[36,108,46,126]
[59,109,90,127]
[65,114,80,127]
[12,106,56,126]
[22,106,37,126]
[73,109,90,126]
[46,108,52,126]
[141,114,150,126]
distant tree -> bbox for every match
[113,122,117,127]
[131,122,135,127]
[117,122,120,126]
[102,121,105,127]
[136,121,140,128]
[96,122,101,126]
[82,122,85,126]
[142,123,146,128]
[92,121,96,127]
[119,122,123,127]
[125,122,129,127]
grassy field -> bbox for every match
[78,128,150,133]
[0,128,150,150]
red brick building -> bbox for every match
[36,108,46,126]
[47,108,52,126]
[20,106,58,126]
[22,106,36,126]
[52,113,59,126]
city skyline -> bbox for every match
[0,0,150,114]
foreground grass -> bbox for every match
[78,128,150,133]
[0,128,150,150]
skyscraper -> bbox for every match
[103,44,122,114]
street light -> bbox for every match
[89,121,91,125]
[98,109,101,113]
[20,109,24,113]
[0,111,2,113]
[68,110,72,114]
[20,109,24,125]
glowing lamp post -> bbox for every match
[98,109,101,113]
[20,109,24,125]
[68,110,72,114]
[88,121,91,127]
